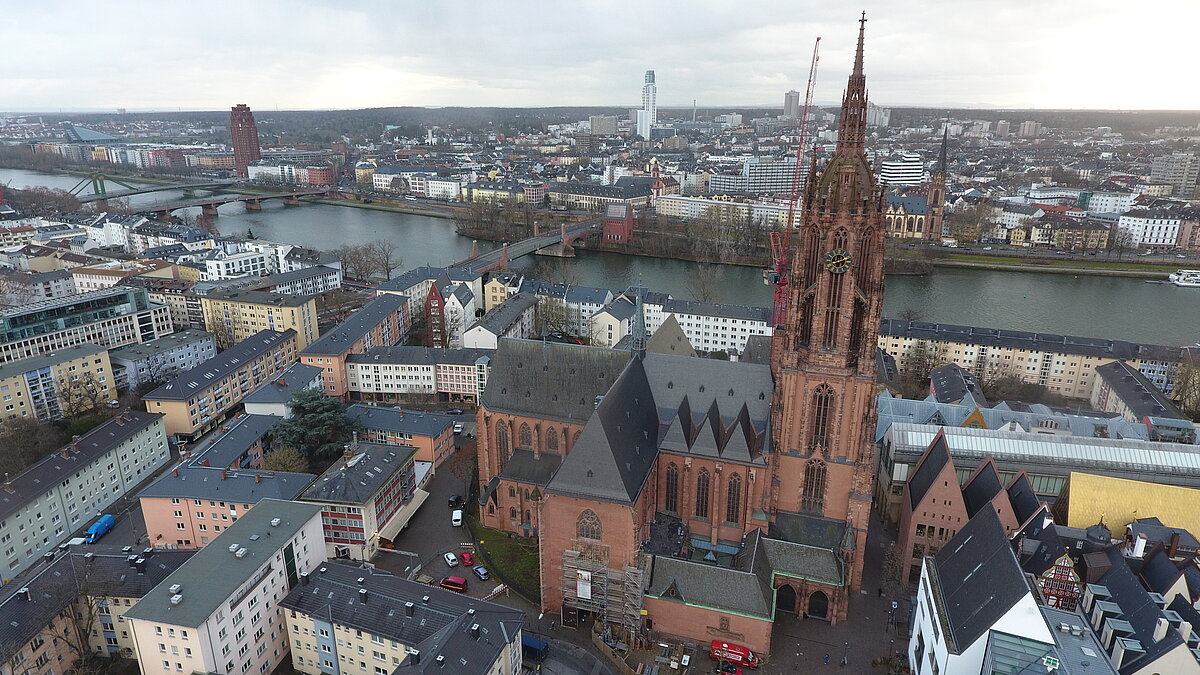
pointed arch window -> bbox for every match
[665,463,679,513]
[809,385,834,451]
[802,459,828,513]
[518,423,532,450]
[725,473,742,525]
[496,422,511,464]
[577,510,602,541]
[695,469,711,519]
[546,427,559,453]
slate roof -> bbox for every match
[907,431,954,510]
[257,265,341,287]
[930,509,1031,654]
[879,319,1182,362]
[241,362,323,406]
[481,339,629,423]
[1095,360,1184,420]
[0,411,163,524]
[376,266,479,293]
[143,329,296,401]
[930,363,986,406]
[302,294,407,356]
[886,193,930,215]
[279,561,524,674]
[348,405,456,438]
[123,500,323,627]
[769,511,848,552]
[346,345,494,367]
[107,329,215,364]
[0,546,195,663]
[1089,546,1189,674]
[1006,473,1042,526]
[646,555,773,619]
[1127,517,1200,554]
[662,298,770,322]
[1014,507,1068,577]
[1038,606,1120,675]
[961,460,1005,518]
[547,356,659,503]
[645,315,696,357]
[740,334,772,365]
[205,288,314,307]
[300,442,417,506]
[469,292,538,334]
[185,413,279,469]
[499,449,562,487]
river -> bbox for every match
[2,167,1198,346]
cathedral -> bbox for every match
[473,16,885,655]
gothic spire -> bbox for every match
[835,12,869,156]
[937,127,948,175]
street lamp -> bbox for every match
[841,641,848,667]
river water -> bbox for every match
[3,168,1198,346]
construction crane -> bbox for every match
[765,37,821,329]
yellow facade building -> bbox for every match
[201,289,318,349]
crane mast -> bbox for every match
[767,37,821,329]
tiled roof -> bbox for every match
[143,329,296,402]
[348,405,455,439]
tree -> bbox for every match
[367,239,402,280]
[54,371,109,419]
[6,186,81,217]
[881,543,905,596]
[1169,356,1200,420]
[945,201,993,243]
[444,441,478,492]
[532,258,581,287]
[272,388,360,468]
[0,417,68,476]
[533,297,571,336]
[685,264,726,303]
[262,446,310,473]
[981,373,1067,406]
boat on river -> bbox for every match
[1168,269,1200,287]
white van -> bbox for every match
[451,509,464,527]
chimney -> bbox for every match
[300,572,309,585]
[1133,533,1148,558]
[201,459,210,467]
[359,588,368,603]
[343,446,353,467]
[277,377,286,386]
[1154,617,1171,642]
[470,623,480,639]
[404,602,415,617]
[220,470,227,480]
[1181,621,1194,644]
[3,473,12,494]
[1169,532,1181,558]
[407,649,420,665]
[16,588,30,602]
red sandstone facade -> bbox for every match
[230,104,261,178]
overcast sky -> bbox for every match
[5,0,1198,113]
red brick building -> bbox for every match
[602,203,635,243]
[230,104,261,178]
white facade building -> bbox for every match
[1117,210,1182,249]
[124,500,326,675]
[426,177,465,201]
[0,411,171,575]
[637,70,657,139]
[1086,191,1136,215]
[879,152,926,186]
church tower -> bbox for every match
[770,14,884,609]
[926,129,949,241]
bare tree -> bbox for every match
[0,417,68,475]
[532,258,581,287]
[685,264,726,303]
[533,297,571,336]
[444,441,479,492]
[5,186,81,217]
[367,239,403,281]
[945,201,993,244]
[1170,357,1200,420]
[54,372,110,418]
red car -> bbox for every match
[460,552,474,566]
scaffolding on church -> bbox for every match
[560,549,645,634]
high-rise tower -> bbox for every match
[784,89,801,119]
[636,70,657,140]
[769,13,883,621]
[230,104,261,178]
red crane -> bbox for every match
[767,37,821,328]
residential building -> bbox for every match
[783,90,800,118]
[1086,191,1136,215]
[143,329,300,440]
[928,363,986,405]
[546,181,652,211]
[349,404,457,468]
[879,152,925,186]
[178,412,281,471]
[344,346,494,403]
[425,176,465,201]
[0,410,170,575]
[1018,120,1042,137]
[1013,506,1106,611]
[0,268,75,305]
[425,278,474,349]
[0,224,36,247]
[254,265,343,296]
[482,272,521,312]
[708,156,809,194]
[377,266,482,322]
[878,318,1185,400]
[462,293,538,350]
[590,114,619,135]
[201,289,318,349]
[0,287,173,363]
[279,561,525,675]
[1149,152,1200,199]
[108,329,217,391]
[1117,209,1182,250]
[123,500,325,675]
[0,544,196,669]
[119,276,198,330]
[300,294,410,398]
[909,510,1056,675]
[70,259,178,293]
[230,104,262,178]
[241,362,323,417]
[299,442,421,559]
[0,344,115,423]
[1091,360,1185,422]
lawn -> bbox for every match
[938,253,1180,272]
[469,517,541,601]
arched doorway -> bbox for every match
[775,584,797,614]
[808,591,829,620]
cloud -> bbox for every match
[2,0,1198,111]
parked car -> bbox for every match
[448,495,465,509]
[439,576,468,593]
[473,565,490,581]
[453,423,464,434]
[717,664,743,675]
[447,408,465,415]
[460,552,474,566]
[443,552,459,567]
[710,641,760,669]
[451,509,464,527]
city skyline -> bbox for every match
[4,1,1199,113]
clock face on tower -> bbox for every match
[824,248,852,274]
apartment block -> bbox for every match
[124,500,326,675]
[280,561,525,675]
[0,344,115,424]
[0,411,170,575]
[255,265,343,296]
[349,404,458,468]
[143,329,299,440]
[298,442,420,560]
[108,329,217,391]
[0,287,173,363]
[300,294,409,398]
[345,346,493,403]
[201,289,318,350]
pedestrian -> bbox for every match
[877,587,883,597]
[823,653,830,665]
